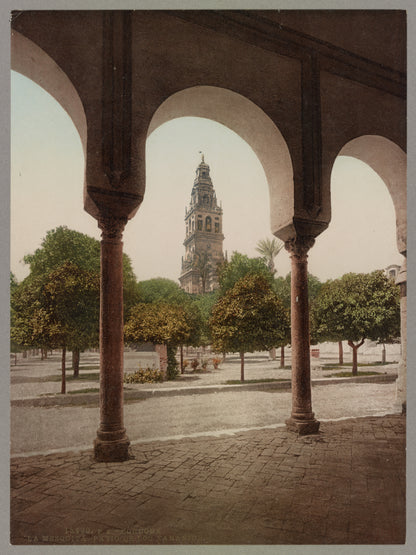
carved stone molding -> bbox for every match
[102,11,132,188]
[301,52,322,217]
[98,215,128,240]
[284,236,315,259]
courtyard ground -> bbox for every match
[11,415,405,545]
[8,350,408,547]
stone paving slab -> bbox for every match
[10,414,406,545]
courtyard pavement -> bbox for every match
[8,350,409,548]
[10,414,405,546]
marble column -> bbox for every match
[285,236,320,434]
[395,257,407,413]
[94,215,130,462]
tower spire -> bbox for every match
[199,150,204,163]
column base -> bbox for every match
[286,417,320,435]
[94,437,131,462]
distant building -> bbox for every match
[385,264,401,281]
[179,155,224,294]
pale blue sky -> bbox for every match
[11,70,404,283]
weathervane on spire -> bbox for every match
[199,151,205,163]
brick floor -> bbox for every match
[10,414,405,545]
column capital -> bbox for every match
[284,236,315,259]
[98,215,128,241]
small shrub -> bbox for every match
[191,359,200,371]
[124,367,164,384]
[213,357,222,369]
[166,345,179,380]
[201,359,208,370]
[183,359,189,370]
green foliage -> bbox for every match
[136,278,204,347]
[23,226,101,275]
[274,272,323,309]
[312,271,400,344]
[10,272,19,293]
[10,273,23,354]
[210,273,289,355]
[307,274,324,303]
[21,226,139,318]
[124,368,164,384]
[11,274,52,349]
[138,278,189,305]
[191,291,219,346]
[124,302,193,346]
[218,252,273,295]
[11,262,100,353]
[273,275,291,310]
[43,262,100,352]
[166,345,179,380]
[255,237,283,274]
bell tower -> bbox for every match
[179,154,224,294]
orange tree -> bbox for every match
[311,271,400,375]
[124,302,193,379]
[21,226,139,370]
[209,274,289,381]
[11,262,99,392]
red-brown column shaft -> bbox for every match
[94,215,130,461]
[285,236,320,434]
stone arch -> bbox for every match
[11,29,87,160]
[337,136,406,254]
[147,86,294,237]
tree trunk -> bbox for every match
[14,353,17,365]
[72,349,80,377]
[338,341,344,365]
[280,346,285,368]
[348,340,364,376]
[180,345,184,374]
[382,344,386,364]
[351,344,358,376]
[240,352,245,382]
[61,346,66,394]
